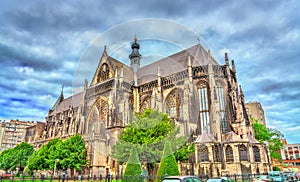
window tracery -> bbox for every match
[239,144,249,161]
[87,107,99,133]
[213,145,220,162]
[226,145,234,162]
[165,89,183,119]
[253,146,261,162]
[198,144,209,162]
[198,82,210,133]
[98,63,110,82]
[216,82,227,133]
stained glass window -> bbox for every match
[165,89,183,119]
[239,144,249,161]
[198,82,210,133]
[226,145,234,162]
[198,144,209,162]
[253,146,261,162]
[216,83,227,133]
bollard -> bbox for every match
[62,173,65,182]
[107,174,111,182]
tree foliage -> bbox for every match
[0,148,15,171]
[27,134,87,173]
[155,142,179,182]
[122,147,142,182]
[0,142,34,173]
[27,138,63,172]
[253,121,270,142]
[252,118,284,160]
[112,109,193,179]
[59,134,87,170]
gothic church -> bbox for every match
[32,37,270,177]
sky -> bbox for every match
[0,0,299,143]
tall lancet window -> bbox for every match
[216,83,228,133]
[165,89,183,119]
[98,63,110,82]
[198,82,210,133]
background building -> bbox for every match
[245,101,266,126]
[24,122,46,145]
[0,120,36,152]
[31,38,270,177]
[281,139,300,172]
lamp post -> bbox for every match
[54,159,60,177]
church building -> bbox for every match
[31,37,270,177]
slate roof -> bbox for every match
[194,132,217,144]
[247,134,260,144]
[137,44,219,85]
[222,131,247,143]
[51,91,83,114]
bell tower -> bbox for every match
[129,35,142,86]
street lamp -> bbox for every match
[54,159,60,177]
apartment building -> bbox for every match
[0,120,36,151]
[281,139,300,171]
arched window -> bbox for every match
[98,63,110,82]
[253,146,261,162]
[87,107,99,133]
[215,83,227,133]
[99,100,108,122]
[239,144,249,161]
[213,145,220,162]
[165,89,183,119]
[198,144,209,162]
[226,145,234,162]
[140,97,150,113]
[198,82,210,133]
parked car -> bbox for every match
[2,173,13,179]
[284,171,296,182]
[207,177,233,182]
[269,171,285,182]
[252,175,272,182]
[221,177,234,182]
[162,175,202,182]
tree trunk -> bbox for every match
[147,163,154,182]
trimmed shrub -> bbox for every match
[155,142,179,182]
[122,146,142,182]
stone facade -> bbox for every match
[30,38,270,177]
[245,101,266,126]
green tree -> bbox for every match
[174,142,195,162]
[253,120,270,142]
[0,142,34,173]
[122,146,142,182]
[155,142,179,182]
[27,138,63,173]
[268,128,284,160]
[0,148,14,171]
[112,109,191,180]
[252,118,284,160]
[59,134,87,170]
[27,135,87,174]
[11,142,34,174]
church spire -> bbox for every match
[129,35,142,86]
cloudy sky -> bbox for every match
[0,0,299,143]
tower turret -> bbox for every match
[129,36,142,86]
